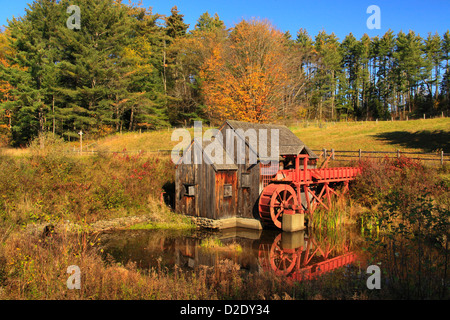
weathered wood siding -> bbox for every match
[236,163,260,219]
[176,161,219,219]
[175,163,198,217]
[198,163,216,219]
[214,171,238,219]
[219,123,261,220]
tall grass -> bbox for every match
[0,139,178,228]
[350,156,450,299]
[0,226,365,300]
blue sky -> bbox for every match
[0,0,449,40]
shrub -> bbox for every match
[352,157,450,299]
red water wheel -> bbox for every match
[259,184,298,229]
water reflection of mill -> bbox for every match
[99,227,362,280]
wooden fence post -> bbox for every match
[397,149,400,159]
[331,148,335,160]
[441,150,444,166]
[358,149,362,161]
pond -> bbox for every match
[96,222,449,299]
[98,226,368,283]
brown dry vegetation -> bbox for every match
[1,226,370,300]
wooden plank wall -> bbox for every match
[198,162,216,219]
[175,163,197,217]
[176,122,264,221]
[214,171,237,219]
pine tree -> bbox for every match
[0,29,15,132]
[313,31,342,120]
[121,5,169,131]
[393,31,428,115]
[165,7,213,126]
[424,32,441,101]
[55,0,136,137]
[376,30,396,118]
[340,33,359,117]
[441,30,450,111]
[195,12,225,32]
[165,6,189,41]
[2,0,64,145]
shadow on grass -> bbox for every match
[373,130,450,153]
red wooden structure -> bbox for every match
[258,154,361,229]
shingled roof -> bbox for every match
[176,138,238,171]
[224,120,318,159]
[176,120,318,171]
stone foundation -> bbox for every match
[281,213,305,232]
[189,216,264,230]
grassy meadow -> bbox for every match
[288,117,449,152]
[2,117,448,156]
[88,117,450,153]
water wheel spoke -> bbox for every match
[274,209,284,220]
[275,191,283,205]
[286,195,294,204]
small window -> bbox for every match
[241,173,251,188]
[184,184,195,197]
[223,184,233,197]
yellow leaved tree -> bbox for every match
[199,19,294,124]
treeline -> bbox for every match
[0,0,449,145]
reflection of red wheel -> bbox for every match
[269,234,297,275]
[259,184,298,229]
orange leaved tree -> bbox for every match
[199,19,293,124]
[0,29,15,133]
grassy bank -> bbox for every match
[0,138,189,229]
[349,157,449,299]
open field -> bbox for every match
[288,118,450,153]
[93,118,450,154]
[1,118,448,157]
[90,118,450,154]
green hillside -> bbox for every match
[91,118,450,154]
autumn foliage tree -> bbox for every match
[0,29,17,141]
[199,19,296,124]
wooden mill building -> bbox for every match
[175,120,318,229]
